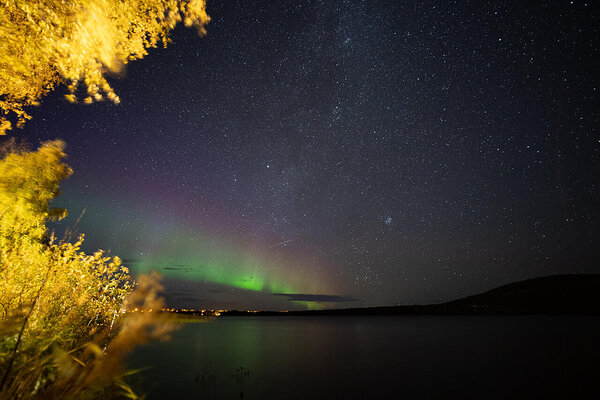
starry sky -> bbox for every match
[16,0,600,310]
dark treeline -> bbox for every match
[222,274,600,316]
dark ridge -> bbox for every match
[221,274,600,316]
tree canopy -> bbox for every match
[0,0,210,134]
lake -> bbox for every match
[128,316,600,399]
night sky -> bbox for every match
[17,0,600,310]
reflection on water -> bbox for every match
[129,316,600,399]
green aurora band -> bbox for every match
[55,191,329,310]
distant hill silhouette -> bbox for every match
[437,273,600,314]
[222,274,600,316]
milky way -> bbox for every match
[19,0,600,310]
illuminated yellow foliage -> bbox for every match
[0,140,71,249]
[0,0,210,134]
[0,139,129,334]
[0,141,173,398]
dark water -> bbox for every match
[129,316,600,399]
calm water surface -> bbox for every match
[129,316,600,399]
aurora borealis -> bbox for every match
[52,186,334,309]
[15,0,600,310]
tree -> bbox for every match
[0,141,170,398]
[0,0,210,134]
